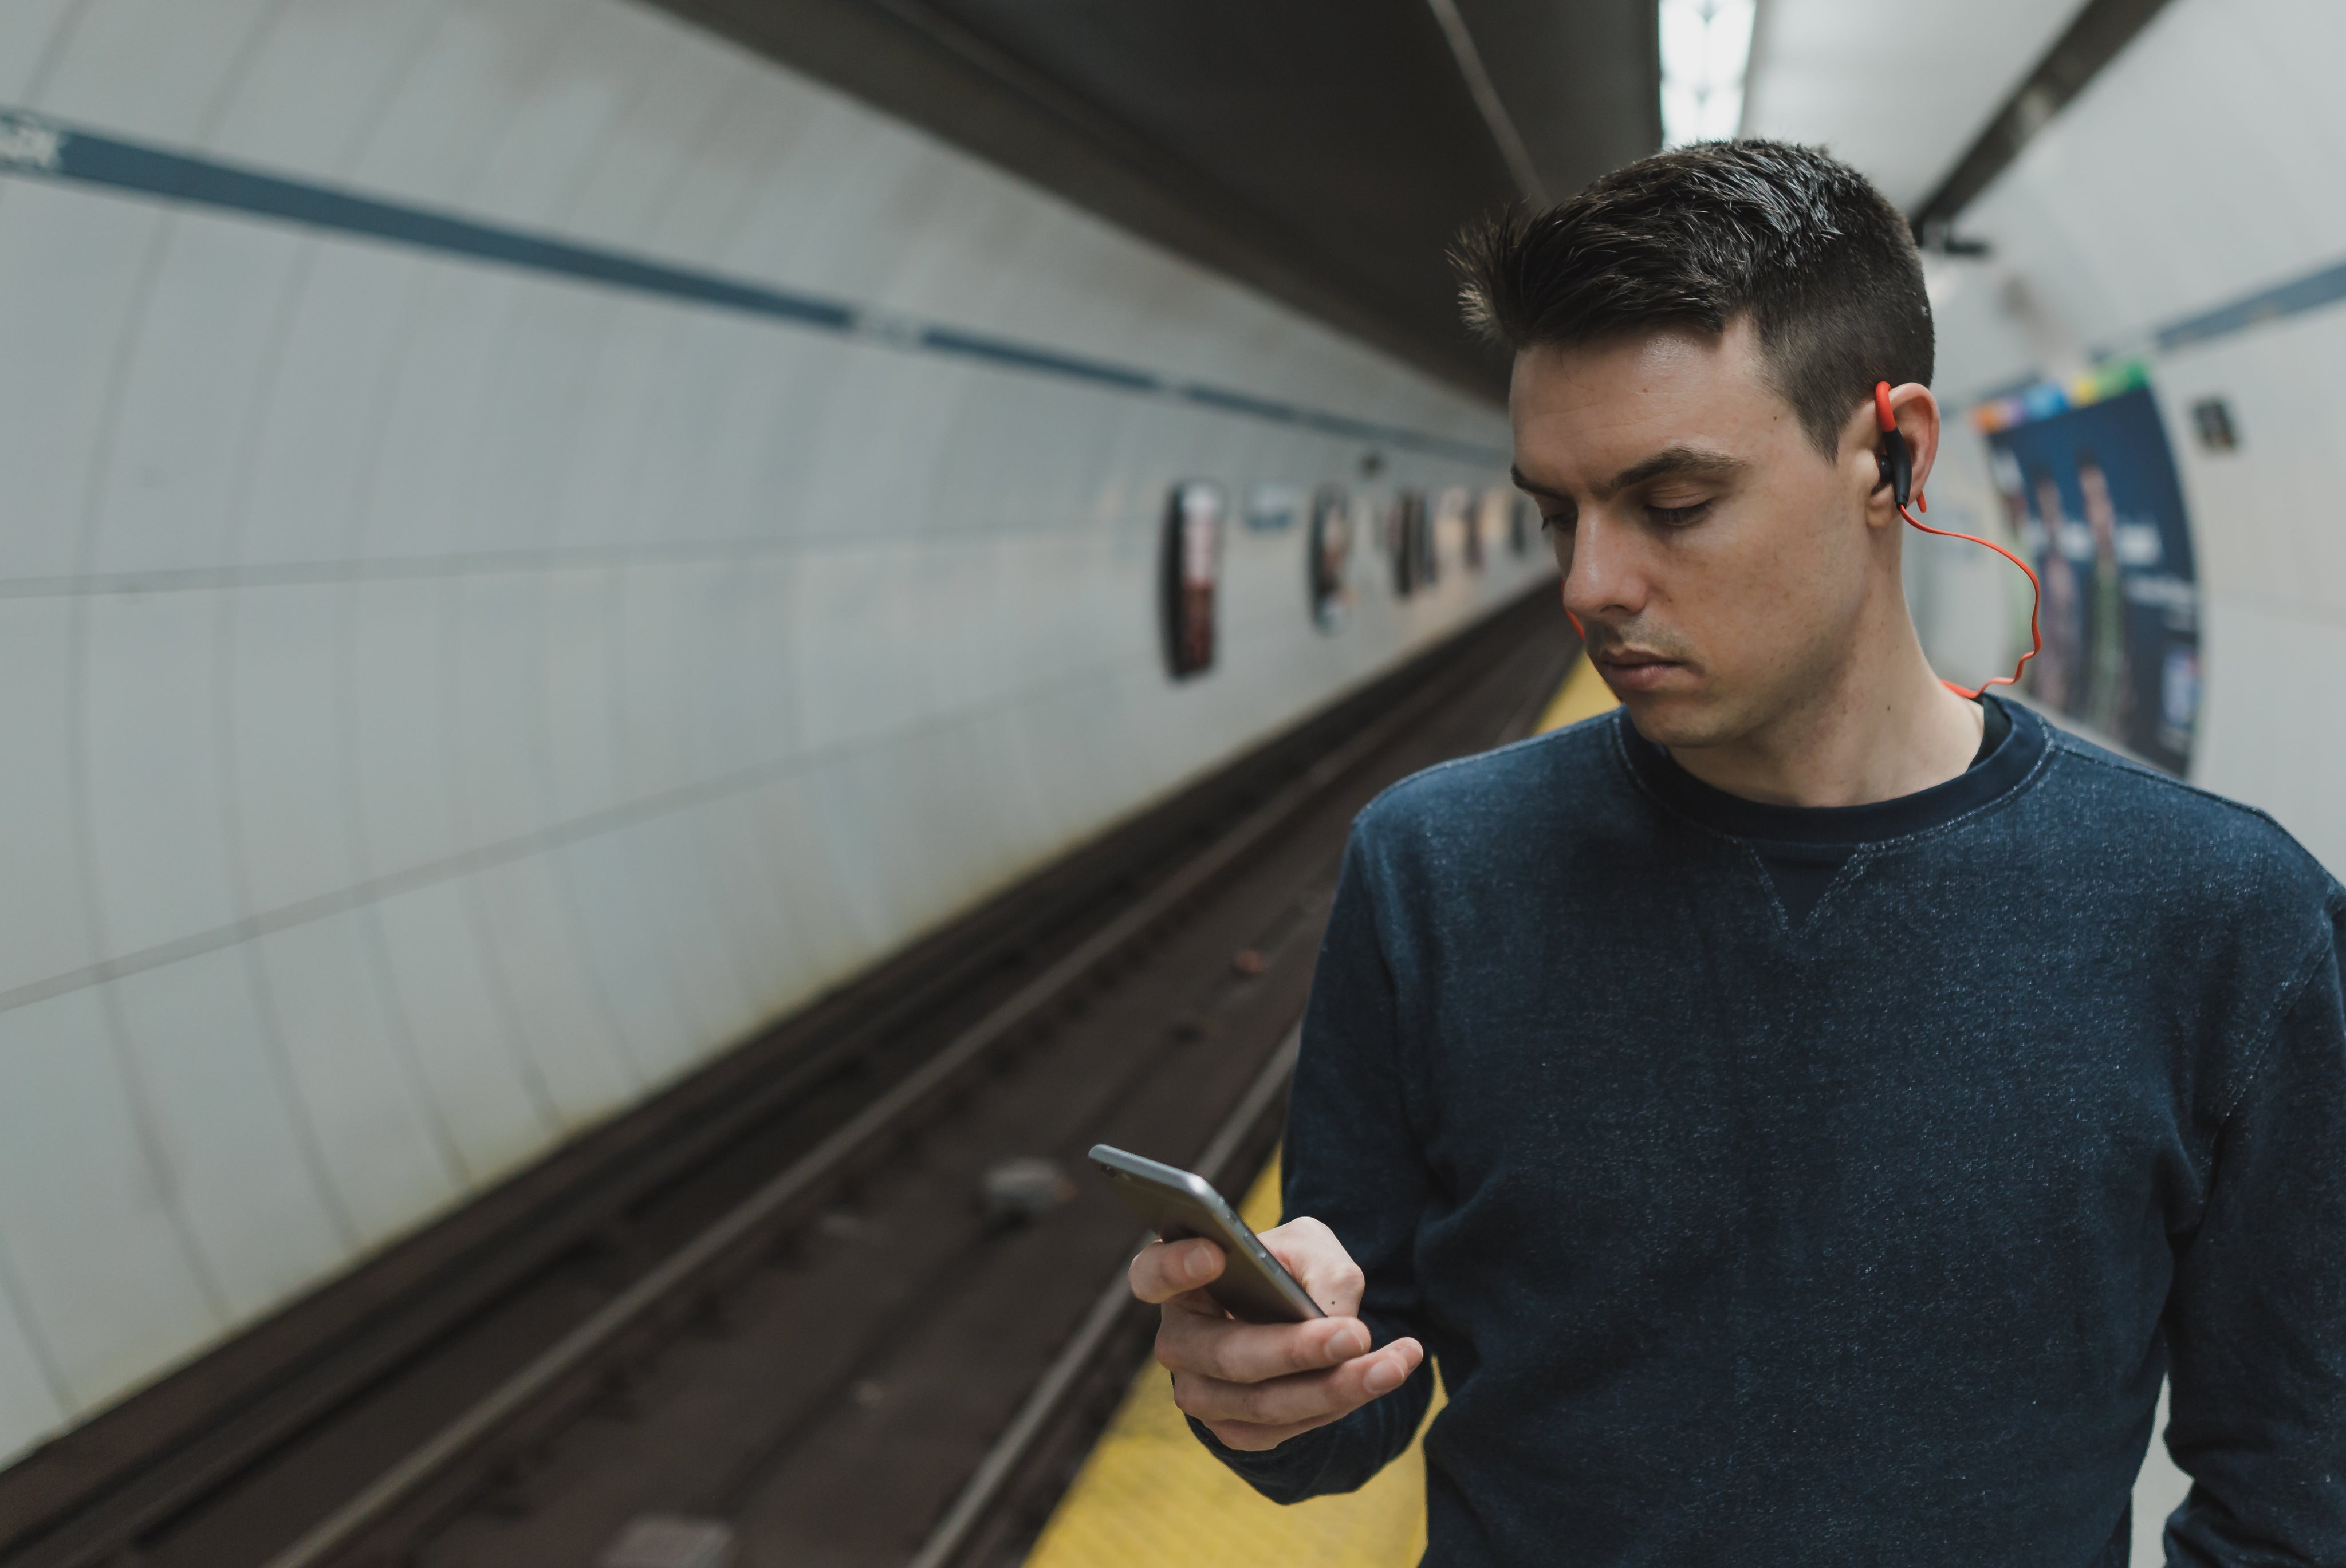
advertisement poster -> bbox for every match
[1387,491,1430,598]
[1160,481,1224,679]
[1436,487,1477,574]
[1308,485,1354,631]
[1473,487,1513,569]
[1973,362,2200,774]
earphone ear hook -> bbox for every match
[1874,381,1913,510]
[1874,379,2045,701]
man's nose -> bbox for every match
[1562,510,1644,624]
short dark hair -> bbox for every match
[1455,140,1932,456]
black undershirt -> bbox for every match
[1621,697,2023,924]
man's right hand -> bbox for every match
[1128,1216,1424,1452]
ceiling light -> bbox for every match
[1659,0,1754,148]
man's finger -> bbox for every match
[1257,1217,1368,1318]
[1198,1414,1332,1452]
[1155,1309,1368,1382]
[1127,1238,1224,1305]
[1173,1339,1422,1428]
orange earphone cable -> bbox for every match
[1876,380,2042,702]
[1899,492,2043,700]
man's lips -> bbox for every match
[1593,650,1685,692]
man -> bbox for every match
[1128,143,2345,1565]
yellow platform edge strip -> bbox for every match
[1534,650,1619,735]
[1022,1153,1435,1568]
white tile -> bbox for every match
[786,542,932,753]
[742,771,869,996]
[469,856,638,1127]
[644,318,842,551]
[667,560,759,779]
[463,1,664,233]
[560,13,745,252]
[235,239,425,568]
[463,284,621,558]
[109,946,351,1319]
[27,0,284,141]
[339,0,571,210]
[690,793,801,1023]
[346,577,460,877]
[0,183,163,581]
[796,737,963,958]
[222,582,359,914]
[449,572,551,850]
[631,808,754,1042]
[254,911,460,1248]
[210,0,460,177]
[0,1248,68,1467]
[88,214,305,576]
[641,314,835,550]
[82,589,242,958]
[0,987,219,1414]
[0,598,97,995]
[540,301,675,553]
[370,879,556,1185]
[537,566,624,825]
[0,0,85,105]
[349,265,519,564]
[609,565,695,801]
[718,556,802,768]
[556,829,699,1079]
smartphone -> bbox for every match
[1089,1144,1324,1323]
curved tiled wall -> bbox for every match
[0,0,1544,1459]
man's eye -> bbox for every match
[1648,501,1711,527]
[1539,512,1571,533]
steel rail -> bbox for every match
[904,1025,1301,1568]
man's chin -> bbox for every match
[1615,688,1740,751]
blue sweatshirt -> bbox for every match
[1198,700,2346,1566]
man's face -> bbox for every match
[1510,320,1884,749]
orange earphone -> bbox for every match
[1874,381,2042,699]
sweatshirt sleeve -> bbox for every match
[1189,826,1439,1500]
[2160,896,2346,1565]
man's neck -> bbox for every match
[1665,619,1985,810]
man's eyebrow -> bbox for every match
[1508,465,1565,499]
[1510,447,1748,503]
[1597,446,1747,500]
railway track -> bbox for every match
[1,585,1570,1568]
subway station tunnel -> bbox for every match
[0,1,2339,1565]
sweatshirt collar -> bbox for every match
[1616,695,2046,848]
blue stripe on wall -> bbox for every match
[0,107,1503,464]
[2154,258,2346,354]
[916,326,1162,392]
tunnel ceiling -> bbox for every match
[644,0,1662,400]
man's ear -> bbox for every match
[1886,382,1942,507]
[1843,398,1899,527]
